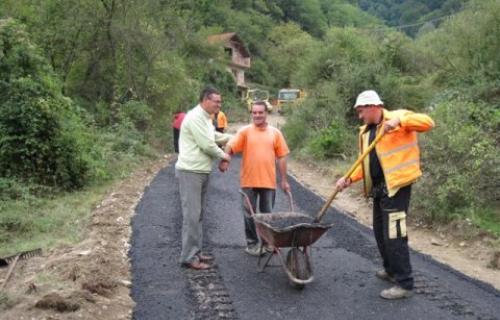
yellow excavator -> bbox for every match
[275,88,306,114]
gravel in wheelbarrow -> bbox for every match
[254,212,331,232]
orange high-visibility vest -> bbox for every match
[217,111,228,129]
[350,109,434,197]
[212,111,228,130]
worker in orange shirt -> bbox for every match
[212,110,228,133]
[336,90,434,300]
[219,101,290,256]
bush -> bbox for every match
[308,122,355,159]
[416,98,499,223]
[282,82,357,158]
[0,19,91,189]
[83,123,156,184]
[118,100,153,131]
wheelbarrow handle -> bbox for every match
[315,130,385,222]
[286,190,294,212]
[239,189,294,215]
[239,190,256,216]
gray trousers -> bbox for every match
[176,169,209,264]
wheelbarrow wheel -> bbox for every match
[286,248,310,290]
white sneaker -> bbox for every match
[380,286,413,300]
[376,270,396,283]
[244,245,265,256]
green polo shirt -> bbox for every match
[175,105,231,173]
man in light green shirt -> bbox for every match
[175,87,232,270]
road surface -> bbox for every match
[130,157,499,320]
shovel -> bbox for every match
[314,130,385,222]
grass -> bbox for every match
[0,153,160,258]
[0,292,14,311]
[0,184,110,257]
[471,208,500,238]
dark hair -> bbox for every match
[252,101,268,111]
[199,86,220,102]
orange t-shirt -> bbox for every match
[229,124,289,189]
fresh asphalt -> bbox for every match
[130,157,500,320]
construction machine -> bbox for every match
[244,89,273,113]
[275,88,306,114]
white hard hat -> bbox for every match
[354,90,383,108]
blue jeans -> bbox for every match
[241,188,276,246]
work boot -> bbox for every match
[376,270,396,283]
[380,286,413,300]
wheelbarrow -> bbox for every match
[239,190,333,289]
[237,130,385,289]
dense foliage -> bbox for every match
[355,0,467,35]
[0,0,498,233]
[0,19,89,189]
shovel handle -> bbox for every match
[315,130,385,222]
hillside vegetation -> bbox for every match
[0,0,498,254]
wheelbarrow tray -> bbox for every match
[254,212,333,248]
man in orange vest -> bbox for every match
[212,110,228,133]
[336,90,434,300]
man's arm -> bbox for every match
[385,110,435,133]
[336,161,363,191]
[214,131,231,146]
[218,143,232,172]
[277,156,290,193]
[188,116,230,160]
[400,111,434,132]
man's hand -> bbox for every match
[281,180,291,193]
[219,160,229,172]
[383,117,401,133]
[222,153,231,162]
[336,177,352,191]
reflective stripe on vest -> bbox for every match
[384,159,420,175]
[379,141,418,157]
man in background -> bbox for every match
[212,110,228,133]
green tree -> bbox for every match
[264,23,319,87]
[0,19,89,189]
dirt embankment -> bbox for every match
[0,158,169,320]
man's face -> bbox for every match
[203,94,222,115]
[251,104,267,126]
[356,105,382,125]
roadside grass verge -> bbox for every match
[0,185,107,257]
[0,154,160,258]
[290,152,500,244]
